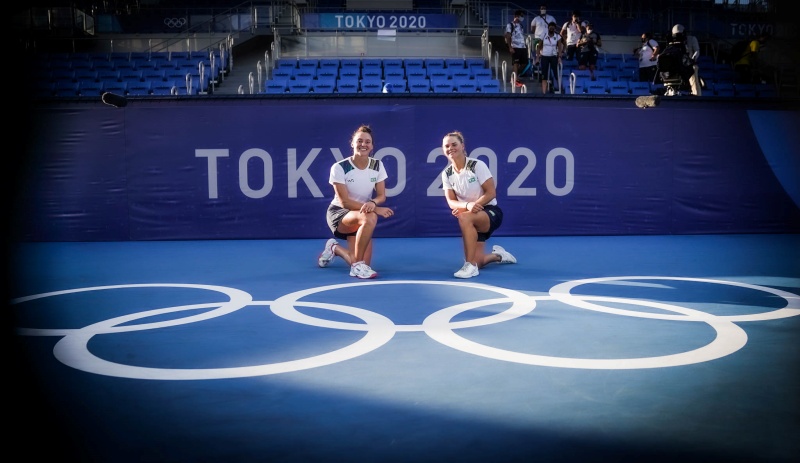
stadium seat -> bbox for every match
[127,81,152,96]
[319,59,340,70]
[312,81,335,93]
[336,80,359,93]
[360,78,383,93]
[456,81,479,93]
[288,81,312,93]
[586,82,608,94]
[714,82,735,96]
[78,80,104,97]
[265,80,287,94]
[629,82,650,95]
[408,80,431,93]
[433,82,454,93]
[384,78,407,92]
[362,67,382,80]
[608,82,630,95]
[478,80,501,93]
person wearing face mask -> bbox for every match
[530,4,557,67]
[536,21,564,93]
[560,10,582,61]
[505,9,529,88]
[634,31,660,84]
[577,21,601,79]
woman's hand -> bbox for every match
[466,202,483,213]
[374,206,394,218]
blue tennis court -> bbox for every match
[10,234,799,462]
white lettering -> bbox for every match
[546,148,574,196]
[288,148,323,198]
[374,147,406,197]
[239,148,273,199]
[196,149,229,199]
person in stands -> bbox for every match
[536,21,564,93]
[505,9,529,88]
[577,21,602,80]
[561,10,583,62]
[635,31,660,84]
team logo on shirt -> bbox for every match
[468,178,476,183]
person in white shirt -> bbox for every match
[439,131,517,279]
[536,21,564,93]
[531,4,556,79]
[634,31,660,83]
[505,9,529,88]
[530,4,557,65]
[318,125,395,279]
[682,27,702,95]
[560,10,582,61]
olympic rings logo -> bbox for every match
[164,17,187,28]
[13,277,800,380]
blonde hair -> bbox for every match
[444,130,464,145]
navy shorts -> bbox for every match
[477,205,503,242]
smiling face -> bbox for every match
[351,129,373,158]
[442,133,466,164]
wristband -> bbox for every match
[466,202,471,209]
[368,200,377,206]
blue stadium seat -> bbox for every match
[608,82,630,95]
[53,81,79,97]
[478,80,500,93]
[473,68,493,82]
[340,58,360,69]
[433,81,454,93]
[383,58,403,69]
[265,79,287,94]
[152,80,178,95]
[275,58,298,69]
[319,58,340,70]
[360,79,383,93]
[103,81,129,96]
[127,81,152,96]
[445,58,465,69]
[586,82,608,94]
[362,67,382,80]
[288,81,312,94]
[339,68,360,80]
[425,58,445,71]
[312,81,335,93]
[384,77,407,92]
[362,58,382,69]
[714,82,735,96]
[408,79,431,93]
[384,68,405,80]
[456,81,479,93]
[78,80,104,97]
[336,80,359,93]
[404,58,424,71]
[629,81,650,95]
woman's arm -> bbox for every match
[333,183,359,210]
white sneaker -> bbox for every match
[492,245,517,264]
[317,238,337,268]
[350,261,377,279]
[454,261,479,279]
